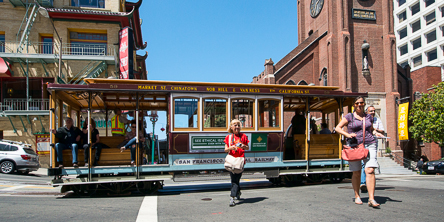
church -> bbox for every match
[252,0,413,160]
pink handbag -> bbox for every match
[341,115,369,161]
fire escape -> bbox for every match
[0,0,118,133]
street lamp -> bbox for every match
[148,111,158,165]
[38,7,62,80]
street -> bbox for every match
[0,172,443,221]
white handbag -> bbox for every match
[224,154,244,174]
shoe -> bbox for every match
[131,161,135,166]
[229,197,236,207]
[368,200,380,208]
[84,163,89,167]
[58,164,64,169]
[120,147,126,152]
[235,192,241,200]
[360,184,367,192]
[73,163,79,167]
[355,197,363,205]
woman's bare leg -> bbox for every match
[365,167,376,200]
[352,170,361,198]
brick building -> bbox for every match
[253,1,408,159]
[0,0,146,167]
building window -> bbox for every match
[231,99,254,129]
[399,44,408,55]
[72,0,105,8]
[174,98,199,129]
[413,55,422,67]
[425,11,436,25]
[259,99,280,129]
[399,27,407,39]
[399,0,406,6]
[0,33,4,53]
[426,30,436,43]
[398,11,407,23]
[425,0,434,7]
[427,49,437,62]
[441,6,444,17]
[203,98,226,129]
[412,38,421,50]
[399,60,409,68]
[41,36,53,54]
[69,31,107,55]
[411,20,421,33]
[411,2,420,16]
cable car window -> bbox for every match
[232,98,254,128]
[203,98,227,128]
[174,98,198,129]
[259,99,280,129]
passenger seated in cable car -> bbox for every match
[51,117,81,168]
[81,119,107,167]
[120,121,146,166]
[319,123,331,134]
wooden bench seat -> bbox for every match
[59,136,139,167]
[290,134,340,159]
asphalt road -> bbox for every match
[0,172,443,221]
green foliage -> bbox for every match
[409,82,444,145]
[385,146,391,153]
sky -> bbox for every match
[136,0,299,139]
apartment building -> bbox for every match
[394,0,444,76]
[0,0,146,166]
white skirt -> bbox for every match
[349,143,378,172]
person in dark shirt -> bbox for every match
[417,158,424,175]
[51,117,81,168]
[291,109,306,135]
[319,123,332,134]
[81,119,103,167]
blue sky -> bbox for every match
[137,0,299,139]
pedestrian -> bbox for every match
[417,158,424,175]
[291,109,306,135]
[224,119,249,207]
[335,96,384,208]
[361,105,385,191]
[51,117,81,168]
[81,119,104,167]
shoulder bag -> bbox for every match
[224,134,245,174]
[341,114,369,161]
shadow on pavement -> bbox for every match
[237,197,268,205]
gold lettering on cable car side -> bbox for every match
[239,88,259,93]
[207,87,215,92]
[161,86,166,90]
[138,85,157,90]
[110,85,118,89]
[170,86,198,91]
[217,88,227,92]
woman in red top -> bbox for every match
[224,119,249,207]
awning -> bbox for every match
[0,58,12,77]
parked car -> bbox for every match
[423,157,444,174]
[0,140,39,174]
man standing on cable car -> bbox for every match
[111,108,129,137]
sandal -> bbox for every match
[120,147,126,152]
[368,200,380,208]
[355,197,363,205]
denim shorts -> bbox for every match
[348,142,378,171]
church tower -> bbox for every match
[254,0,401,155]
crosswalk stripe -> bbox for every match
[2,185,27,191]
[136,196,157,222]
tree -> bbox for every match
[409,82,444,145]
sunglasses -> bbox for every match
[355,102,365,105]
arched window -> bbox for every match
[297,80,308,85]
[318,68,327,86]
[286,80,296,85]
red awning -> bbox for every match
[0,58,12,77]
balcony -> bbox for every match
[0,98,49,116]
[0,41,117,64]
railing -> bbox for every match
[0,41,116,57]
[391,151,416,170]
[0,99,49,111]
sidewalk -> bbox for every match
[33,168,48,176]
